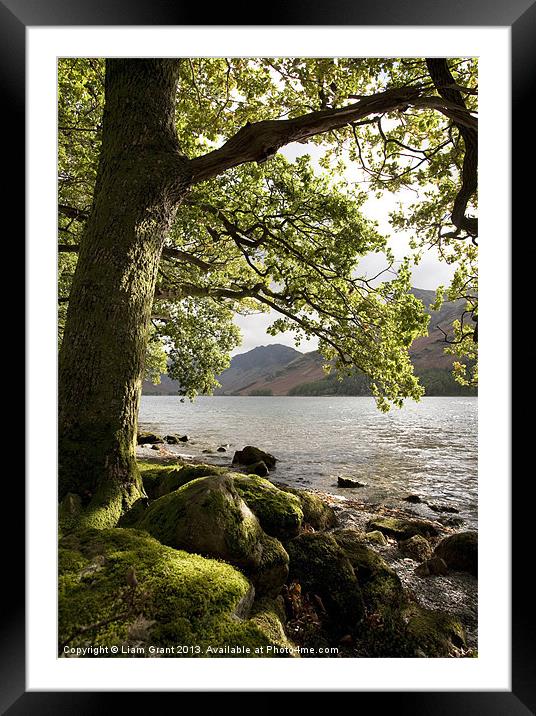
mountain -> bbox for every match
[212,344,301,395]
[142,289,476,396]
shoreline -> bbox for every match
[136,443,478,651]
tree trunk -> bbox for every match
[58,59,190,527]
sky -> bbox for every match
[232,141,454,355]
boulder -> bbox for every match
[164,435,179,445]
[399,535,433,562]
[403,494,422,504]
[406,607,466,656]
[59,527,295,656]
[331,529,405,612]
[232,445,277,470]
[137,432,163,445]
[249,461,269,478]
[151,444,160,450]
[178,435,189,442]
[415,557,449,577]
[282,487,337,531]
[365,530,387,546]
[217,446,227,453]
[136,474,288,595]
[433,531,478,576]
[233,474,304,539]
[287,532,365,634]
[366,516,440,540]
[337,476,366,488]
[139,463,224,500]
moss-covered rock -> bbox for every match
[433,531,478,576]
[406,606,466,657]
[59,528,294,657]
[233,474,303,539]
[136,474,289,596]
[282,487,337,530]
[399,534,433,561]
[415,556,449,577]
[365,530,387,546]
[139,462,224,500]
[117,497,150,528]
[232,445,277,470]
[332,529,404,612]
[366,516,440,540]
[287,532,365,634]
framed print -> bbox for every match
[5,0,530,710]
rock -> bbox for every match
[140,463,225,500]
[163,435,179,445]
[137,432,163,445]
[406,607,466,656]
[366,516,440,540]
[217,446,227,453]
[365,530,387,546]
[232,445,277,470]
[440,516,464,528]
[59,527,295,655]
[151,444,160,450]
[433,531,478,576]
[117,497,150,528]
[202,449,214,454]
[403,494,422,504]
[415,557,449,577]
[331,529,405,612]
[337,476,366,488]
[287,533,365,634]
[233,474,303,539]
[282,487,337,531]
[427,503,460,514]
[399,535,433,562]
[249,460,269,477]
[136,473,288,595]
[178,435,189,442]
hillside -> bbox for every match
[142,289,476,396]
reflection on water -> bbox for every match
[139,396,478,528]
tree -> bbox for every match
[58,57,477,527]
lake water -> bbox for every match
[139,395,478,528]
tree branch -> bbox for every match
[58,243,214,271]
[426,59,478,237]
[189,86,477,184]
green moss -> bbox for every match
[252,535,289,598]
[282,487,337,530]
[287,532,365,634]
[399,534,433,561]
[59,527,294,657]
[137,474,264,571]
[233,474,304,538]
[138,461,225,500]
[406,606,467,657]
[332,530,404,610]
[365,530,387,546]
[366,516,440,540]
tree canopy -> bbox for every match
[58,57,478,409]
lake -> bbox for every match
[139,395,478,528]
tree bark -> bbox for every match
[58,59,190,527]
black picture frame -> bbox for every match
[6,0,529,711]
